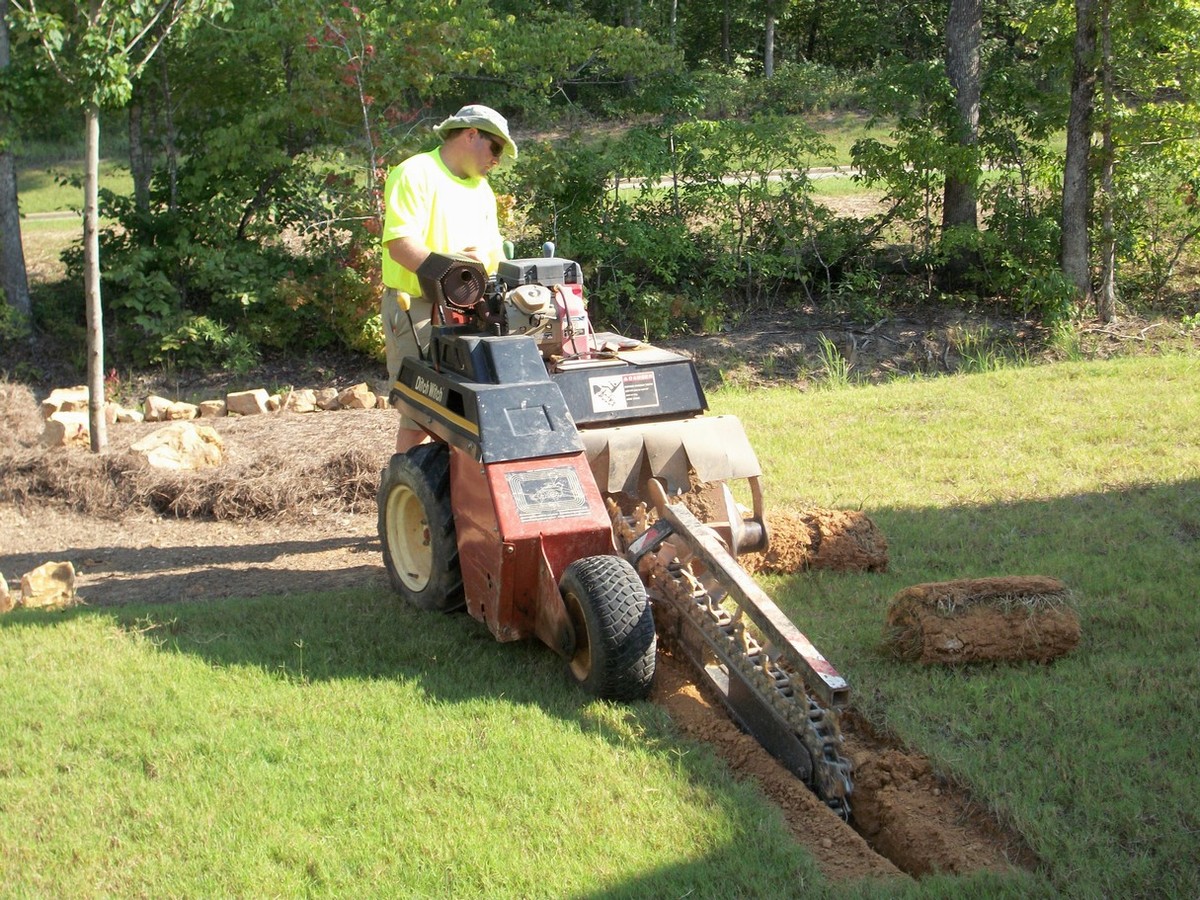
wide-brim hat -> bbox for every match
[433,104,518,166]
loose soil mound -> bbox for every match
[885,576,1081,664]
[743,509,889,575]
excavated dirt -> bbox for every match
[651,651,1035,882]
[0,380,1036,885]
[885,576,1081,665]
[744,508,889,575]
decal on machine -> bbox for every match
[588,371,660,413]
[505,466,591,523]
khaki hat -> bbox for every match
[433,104,518,166]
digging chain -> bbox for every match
[610,500,853,819]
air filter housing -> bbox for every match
[417,252,488,310]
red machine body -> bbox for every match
[448,449,614,652]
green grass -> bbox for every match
[1,593,819,897]
[16,157,132,215]
[807,111,890,167]
[715,354,1200,897]
[4,355,1198,896]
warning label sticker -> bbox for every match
[505,466,592,523]
[588,371,660,413]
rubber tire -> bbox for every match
[560,555,656,701]
[377,443,464,612]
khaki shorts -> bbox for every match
[382,288,434,429]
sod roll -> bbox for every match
[885,575,1080,665]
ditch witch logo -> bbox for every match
[413,375,447,405]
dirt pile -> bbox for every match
[743,508,889,575]
[885,576,1080,665]
[0,381,41,451]
[0,388,393,521]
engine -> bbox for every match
[416,249,595,360]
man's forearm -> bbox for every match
[386,236,431,273]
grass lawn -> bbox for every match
[3,354,1198,897]
[724,354,1200,897]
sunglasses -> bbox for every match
[479,132,504,158]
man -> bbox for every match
[380,103,517,452]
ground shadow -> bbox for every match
[0,533,385,605]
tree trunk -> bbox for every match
[1062,0,1099,309]
[941,0,982,288]
[0,0,31,319]
[764,9,776,78]
[129,96,152,216]
[161,55,180,210]
[723,0,731,66]
[1097,0,1117,322]
[84,103,107,452]
[804,3,821,61]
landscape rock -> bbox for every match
[130,421,225,471]
[40,385,89,418]
[144,394,176,422]
[115,406,145,424]
[20,561,77,610]
[267,394,282,412]
[199,400,227,418]
[226,389,270,416]
[284,388,319,413]
[166,401,199,420]
[0,572,12,613]
[41,411,91,449]
[315,388,340,410]
[337,382,376,410]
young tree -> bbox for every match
[10,0,230,450]
[1061,0,1098,310]
[941,0,982,286]
[0,0,31,320]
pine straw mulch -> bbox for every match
[4,378,890,578]
[1,381,396,522]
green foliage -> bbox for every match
[11,0,1200,359]
[0,299,31,343]
[688,61,862,120]
[467,10,683,118]
[69,164,383,370]
[1109,151,1200,310]
[505,115,875,335]
[10,0,234,107]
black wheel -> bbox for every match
[377,443,464,612]
[560,555,656,701]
